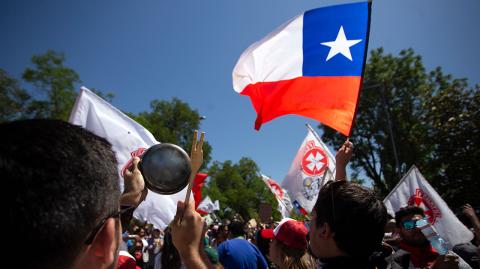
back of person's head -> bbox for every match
[394,206,425,227]
[228,220,245,237]
[273,240,317,269]
[262,218,316,269]
[2,119,120,269]
[255,229,271,257]
[314,180,387,260]
[161,226,182,269]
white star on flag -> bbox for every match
[321,26,362,61]
[306,152,325,172]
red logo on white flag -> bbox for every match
[301,140,328,176]
[266,179,285,199]
[408,188,442,224]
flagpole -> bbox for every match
[305,123,321,142]
[381,82,401,178]
[382,165,417,202]
[305,124,336,163]
[347,0,372,138]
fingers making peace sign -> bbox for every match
[183,130,205,208]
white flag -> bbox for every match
[383,166,473,247]
[213,200,220,211]
[69,87,187,229]
[197,196,216,214]
[261,174,292,219]
[281,125,335,213]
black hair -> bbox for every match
[394,206,425,227]
[314,181,387,260]
[256,229,271,260]
[2,119,120,269]
[161,227,182,269]
[228,220,245,237]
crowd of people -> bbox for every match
[4,119,480,269]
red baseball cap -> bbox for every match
[260,218,308,249]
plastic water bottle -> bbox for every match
[416,219,449,255]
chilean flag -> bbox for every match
[293,200,309,217]
[233,2,371,136]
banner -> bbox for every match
[384,166,473,247]
[281,125,335,213]
[261,174,293,219]
[197,195,219,215]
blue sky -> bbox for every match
[1,0,479,184]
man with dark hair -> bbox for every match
[3,119,145,269]
[393,206,472,269]
[214,220,268,268]
[308,141,389,268]
[228,220,246,238]
[394,206,426,227]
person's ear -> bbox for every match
[325,222,337,239]
[84,218,119,268]
[317,222,332,238]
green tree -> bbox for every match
[421,68,479,207]
[204,157,281,222]
[23,50,80,120]
[90,88,114,103]
[133,98,212,166]
[0,69,31,122]
[320,48,479,208]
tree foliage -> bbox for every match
[0,69,31,123]
[132,98,212,167]
[320,48,480,208]
[22,50,80,120]
[203,157,281,222]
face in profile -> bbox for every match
[308,210,323,258]
[397,214,429,247]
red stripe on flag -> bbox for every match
[299,207,309,217]
[241,76,361,136]
[196,209,209,215]
[193,173,208,209]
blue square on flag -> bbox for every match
[302,2,369,77]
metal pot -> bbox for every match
[138,143,191,195]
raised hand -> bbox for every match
[172,199,210,269]
[121,157,148,206]
[462,204,477,219]
[335,140,353,167]
[184,130,205,206]
[190,130,205,174]
[431,253,460,269]
[335,140,353,181]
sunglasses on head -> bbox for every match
[402,217,427,230]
